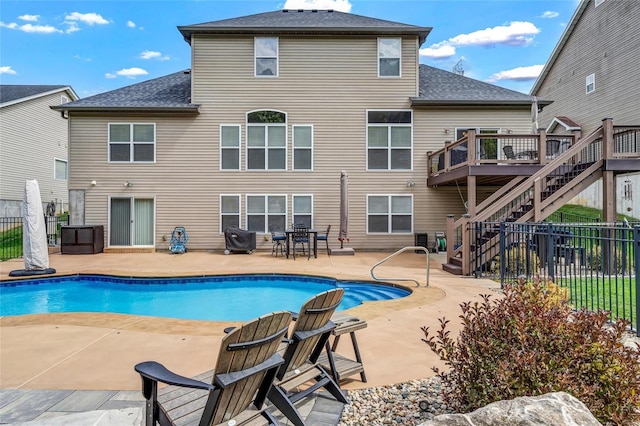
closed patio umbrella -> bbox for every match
[334,170,354,255]
[531,96,539,134]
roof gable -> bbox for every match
[0,85,78,107]
[178,9,431,45]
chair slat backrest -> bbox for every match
[278,289,344,378]
[293,224,309,240]
[209,311,292,425]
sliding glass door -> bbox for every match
[110,197,154,246]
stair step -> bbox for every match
[442,263,463,275]
[449,257,462,267]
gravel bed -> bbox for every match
[338,377,454,426]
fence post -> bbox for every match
[546,222,555,280]
[500,221,506,288]
[446,214,454,261]
[634,226,640,336]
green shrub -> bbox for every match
[492,243,541,275]
[422,277,640,425]
[587,244,635,273]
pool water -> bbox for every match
[0,274,410,321]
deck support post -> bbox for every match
[538,129,547,164]
[461,214,470,276]
[446,214,454,261]
[602,118,616,274]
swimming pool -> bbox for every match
[0,274,410,321]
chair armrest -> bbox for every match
[135,361,215,392]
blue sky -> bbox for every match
[0,0,580,98]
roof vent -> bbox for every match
[282,9,288,12]
[328,9,334,12]
[298,9,304,12]
[311,9,317,12]
[183,69,191,74]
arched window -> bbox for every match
[246,110,287,170]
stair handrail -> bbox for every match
[472,124,605,224]
[370,246,429,287]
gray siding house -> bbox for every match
[55,10,537,252]
[531,0,640,217]
[0,85,78,217]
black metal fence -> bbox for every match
[469,221,639,335]
[0,216,68,261]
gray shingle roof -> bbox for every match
[178,9,431,45]
[0,85,68,105]
[53,70,198,113]
[413,64,545,106]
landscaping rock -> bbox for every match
[419,392,602,426]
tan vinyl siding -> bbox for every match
[0,91,71,215]
[535,0,640,135]
[70,34,533,251]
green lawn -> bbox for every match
[560,276,638,326]
[0,225,23,261]
[551,204,638,222]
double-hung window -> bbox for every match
[220,125,241,170]
[54,158,67,180]
[586,73,595,94]
[109,123,155,162]
[246,195,286,233]
[367,111,412,170]
[292,195,313,228]
[367,195,413,234]
[247,110,286,170]
[378,38,401,77]
[255,37,278,77]
[292,125,313,170]
[220,195,241,232]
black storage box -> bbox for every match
[61,225,104,254]
[414,232,428,253]
[224,226,256,254]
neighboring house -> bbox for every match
[531,0,640,218]
[0,85,78,217]
[54,10,538,252]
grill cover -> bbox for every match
[224,226,256,252]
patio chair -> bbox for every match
[134,310,292,426]
[315,225,331,256]
[268,288,348,426]
[269,225,286,257]
[503,145,516,160]
[292,224,310,260]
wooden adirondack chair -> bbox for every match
[134,311,292,426]
[268,288,349,426]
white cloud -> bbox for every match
[64,12,109,25]
[449,21,540,47]
[139,50,170,61]
[541,11,559,18]
[65,22,81,34]
[0,66,17,75]
[114,67,148,78]
[283,0,351,12]
[488,64,544,82]
[0,21,62,34]
[127,20,136,28]
[105,73,116,79]
[18,14,40,22]
[419,42,456,59]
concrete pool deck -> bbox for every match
[0,250,500,423]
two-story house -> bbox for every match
[54,9,538,252]
[1,85,78,217]
[531,0,640,218]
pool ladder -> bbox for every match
[370,246,429,287]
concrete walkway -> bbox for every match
[0,250,500,424]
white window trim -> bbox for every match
[60,95,69,105]
[54,157,68,181]
[107,195,156,248]
[366,194,414,235]
[254,37,279,78]
[377,37,402,78]
[292,124,314,171]
[454,127,502,159]
[220,124,242,171]
[108,122,156,163]
[366,109,413,171]
[220,194,242,233]
[586,73,595,94]
[292,194,314,228]
[245,110,288,171]
[245,194,288,234]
